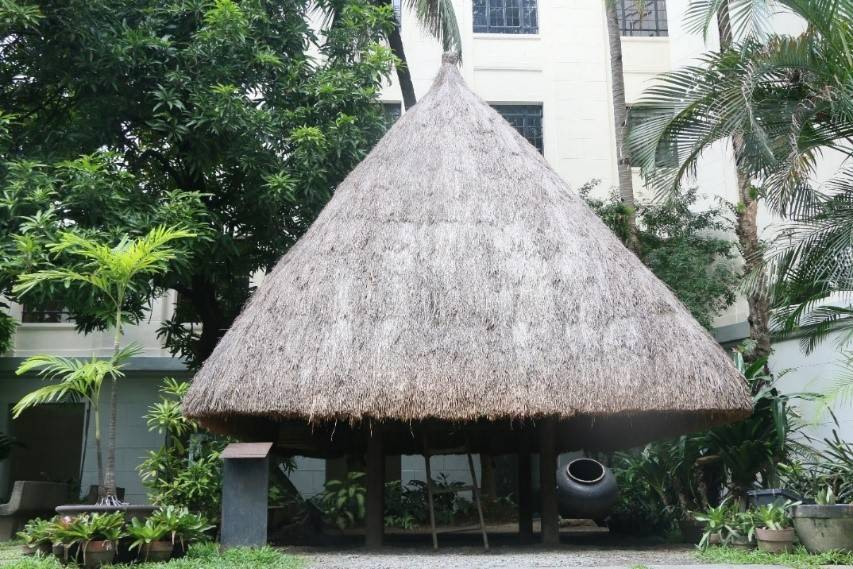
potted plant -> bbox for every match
[50,515,79,563]
[695,499,737,548]
[149,505,213,557]
[127,517,172,562]
[727,511,756,549]
[17,518,54,557]
[793,485,853,553]
[81,512,125,567]
[755,500,798,553]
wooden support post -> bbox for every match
[365,426,384,548]
[517,450,533,543]
[539,419,559,546]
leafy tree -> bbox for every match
[581,182,739,329]
[12,227,194,503]
[0,0,395,366]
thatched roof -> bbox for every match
[184,54,751,452]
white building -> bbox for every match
[0,0,848,504]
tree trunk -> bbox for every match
[717,5,772,363]
[605,0,640,255]
[103,380,118,499]
[386,23,417,110]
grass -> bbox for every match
[0,542,303,568]
[697,545,853,568]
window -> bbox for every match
[492,104,543,153]
[615,0,668,37]
[391,0,402,27]
[626,107,678,167]
[382,103,401,129]
[21,302,71,323]
[473,0,538,34]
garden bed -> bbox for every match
[697,545,853,568]
[0,542,303,569]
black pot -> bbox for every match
[556,458,618,520]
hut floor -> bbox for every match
[287,526,712,568]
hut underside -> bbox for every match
[198,409,742,548]
[197,409,741,456]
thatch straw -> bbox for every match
[184,54,751,443]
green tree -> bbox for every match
[628,0,852,361]
[0,0,395,366]
[582,182,739,329]
[11,227,194,503]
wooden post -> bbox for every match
[539,419,559,546]
[517,450,533,543]
[365,425,384,548]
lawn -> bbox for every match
[697,545,853,568]
[0,542,303,569]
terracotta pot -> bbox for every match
[679,518,704,544]
[140,541,173,563]
[83,540,116,568]
[709,531,723,546]
[756,527,795,554]
[729,535,754,549]
[35,541,53,557]
[793,504,853,553]
[21,544,35,556]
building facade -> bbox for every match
[0,0,848,504]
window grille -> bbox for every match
[473,0,538,34]
[492,104,543,153]
[626,107,678,167]
[615,0,668,37]
[382,103,402,129]
[21,303,71,323]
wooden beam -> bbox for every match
[518,450,533,543]
[539,418,559,546]
[365,425,384,548]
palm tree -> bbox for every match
[13,226,194,504]
[385,0,462,109]
[628,0,852,361]
[604,0,641,253]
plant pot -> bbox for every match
[36,541,53,557]
[140,541,173,563]
[83,540,116,568]
[729,535,754,549]
[756,527,795,554]
[792,504,853,553]
[679,518,704,544]
[708,531,723,546]
[555,458,618,519]
[21,544,35,556]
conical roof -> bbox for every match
[184,56,751,451]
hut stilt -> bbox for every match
[366,428,385,548]
[517,449,534,543]
[539,419,559,545]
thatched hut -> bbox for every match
[184,54,751,546]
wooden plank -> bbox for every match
[220,442,273,460]
[518,449,533,544]
[365,427,384,548]
[466,452,490,551]
[423,434,438,550]
[539,419,559,546]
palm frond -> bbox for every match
[404,0,461,57]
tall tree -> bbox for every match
[377,0,462,110]
[0,0,396,367]
[605,0,641,254]
[12,227,194,503]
